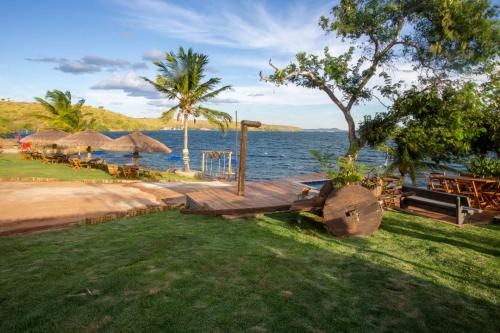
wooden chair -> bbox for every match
[140,167,159,181]
[428,174,452,193]
[68,158,87,170]
[481,181,500,210]
[88,159,105,169]
[107,164,121,177]
[122,165,139,179]
[453,178,481,208]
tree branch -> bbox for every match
[261,60,348,111]
[346,17,405,111]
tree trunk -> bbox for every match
[182,113,190,172]
[342,108,359,156]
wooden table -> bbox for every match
[429,175,499,210]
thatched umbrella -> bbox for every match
[20,129,69,153]
[101,131,172,165]
[56,129,113,159]
[20,129,69,145]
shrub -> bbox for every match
[466,155,500,178]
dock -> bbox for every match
[183,174,326,216]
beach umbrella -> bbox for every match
[56,129,113,159]
[20,129,69,145]
[101,131,172,165]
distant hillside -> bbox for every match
[303,128,347,133]
[0,101,301,133]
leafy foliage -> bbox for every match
[33,90,95,132]
[310,149,365,187]
[360,73,498,181]
[262,0,499,155]
[144,47,233,132]
[466,155,500,178]
[361,77,500,164]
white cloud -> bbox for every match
[82,89,164,117]
[26,55,147,74]
[214,84,331,106]
[91,71,162,99]
[113,0,332,54]
[143,48,164,61]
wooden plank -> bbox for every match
[184,178,308,216]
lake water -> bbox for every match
[99,130,431,185]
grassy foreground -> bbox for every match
[0,210,498,332]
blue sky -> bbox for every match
[0,0,396,129]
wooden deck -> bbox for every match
[183,174,326,216]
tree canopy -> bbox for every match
[261,0,499,155]
[34,90,95,133]
[144,47,233,171]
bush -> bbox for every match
[466,155,500,178]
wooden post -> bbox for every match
[201,151,205,176]
[228,151,232,178]
[237,120,261,196]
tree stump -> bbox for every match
[322,184,382,237]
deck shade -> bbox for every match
[101,131,172,153]
[55,129,113,149]
[20,129,69,144]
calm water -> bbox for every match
[100,130,414,181]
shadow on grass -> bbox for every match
[0,210,499,332]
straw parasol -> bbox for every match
[101,131,172,165]
[56,129,113,159]
[101,131,172,153]
[20,129,69,145]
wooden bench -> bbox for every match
[400,185,480,225]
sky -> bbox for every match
[0,0,415,129]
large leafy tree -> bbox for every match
[359,72,500,179]
[34,90,95,132]
[144,47,232,172]
[261,0,499,155]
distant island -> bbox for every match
[303,128,347,133]
[0,100,302,133]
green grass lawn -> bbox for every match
[0,210,498,332]
[0,154,194,182]
[0,154,112,181]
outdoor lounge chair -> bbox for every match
[107,164,121,177]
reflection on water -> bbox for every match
[100,130,444,185]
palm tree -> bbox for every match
[383,141,455,184]
[34,90,94,133]
[144,47,232,172]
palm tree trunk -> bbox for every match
[182,113,190,171]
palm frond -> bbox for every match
[199,85,233,102]
[161,106,179,122]
[197,106,232,132]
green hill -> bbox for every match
[0,100,301,133]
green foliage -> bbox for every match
[144,47,233,131]
[263,0,499,156]
[466,155,500,178]
[33,90,96,132]
[360,77,500,165]
[311,150,365,187]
